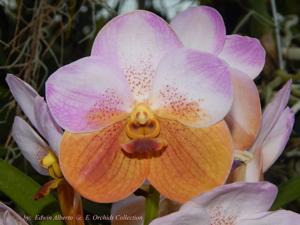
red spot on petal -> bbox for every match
[209,206,237,225]
[87,89,125,127]
[158,85,208,122]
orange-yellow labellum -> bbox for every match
[148,119,233,203]
[60,119,233,203]
[60,120,149,203]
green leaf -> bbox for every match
[272,177,300,210]
[0,160,64,225]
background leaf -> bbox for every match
[0,160,63,225]
[272,177,300,210]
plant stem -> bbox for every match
[57,180,85,225]
[144,185,160,225]
[271,0,285,70]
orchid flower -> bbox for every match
[241,81,295,182]
[6,74,62,180]
[6,74,84,225]
[111,84,295,223]
[170,6,295,181]
[45,10,234,203]
[170,6,266,151]
[0,202,28,225]
[149,182,300,225]
[110,6,291,223]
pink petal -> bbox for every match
[34,97,62,155]
[250,80,292,153]
[91,10,182,101]
[170,6,226,54]
[262,107,294,172]
[46,56,133,133]
[111,195,145,225]
[150,48,232,127]
[12,117,48,175]
[240,210,300,225]
[149,208,209,225]
[182,182,277,218]
[6,74,39,130]
[244,82,292,181]
[225,69,261,150]
[6,74,62,152]
[219,35,266,79]
[0,202,28,225]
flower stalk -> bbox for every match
[57,180,85,225]
[144,185,160,225]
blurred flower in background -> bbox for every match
[149,182,300,225]
[170,6,265,151]
[6,74,84,225]
[0,202,28,225]
[233,80,295,182]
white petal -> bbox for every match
[245,81,293,181]
[182,182,277,218]
[34,97,62,155]
[170,6,226,54]
[6,74,62,154]
[150,48,232,128]
[251,80,292,152]
[12,117,48,175]
[149,207,209,225]
[0,202,28,225]
[240,210,300,225]
[6,74,39,129]
[219,35,266,79]
[91,10,182,101]
[225,69,261,150]
[244,150,263,182]
[262,107,294,171]
[46,56,133,133]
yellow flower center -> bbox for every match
[35,151,63,200]
[126,103,160,139]
[41,151,63,179]
[123,104,167,156]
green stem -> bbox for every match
[144,185,160,225]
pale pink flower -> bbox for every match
[0,202,28,225]
[169,6,294,181]
[6,74,84,224]
[149,182,300,225]
[6,74,62,175]
[244,81,294,181]
[170,6,266,150]
[45,10,234,203]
